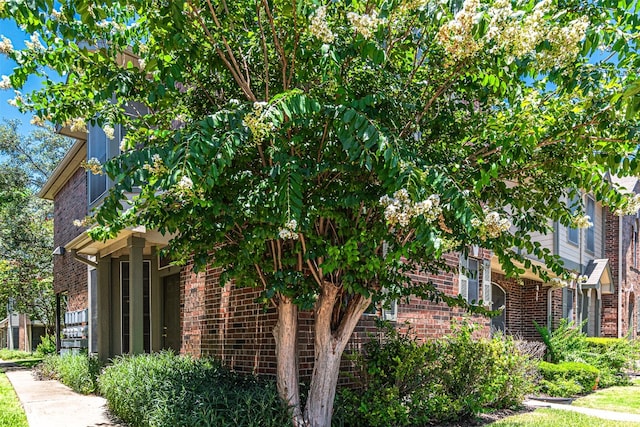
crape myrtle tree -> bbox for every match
[2,0,640,424]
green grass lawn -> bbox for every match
[572,381,640,414]
[0,372,28,427]
[489,408,640,426]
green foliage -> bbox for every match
[534,319,587,363]
[0,373,29,427]
[0,349,33,361]
[35,334,56,356]
[537,361,600,397]
[0,121,73,332]
[335,321,534,426]
[98,351,292,427]
[35,353,102,394]
[535,321,639,389]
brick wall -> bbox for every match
[493,273,547,341]
[604,208,640,338]
[52,168,88,311]
[179,250,491,378]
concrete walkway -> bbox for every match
[524,398,640,423]
[2,363,125,427]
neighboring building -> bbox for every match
[488,182,640,341]
[602,176,640,339]
[39,125,492,373]
[0,311,47,352]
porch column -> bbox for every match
[96,256,111,360]
[128,236,145,354]
[151,248,162,352]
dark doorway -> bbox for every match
[491,283,506,334]
[162,274,181,352]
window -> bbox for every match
[567,195,580,245]
[562,287,575,322]
[121,260,151,354]
[459,255,479,303]
[586,197,595,252]
[87,102,149,207]
[87,123,121,206]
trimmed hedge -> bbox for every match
[537,361,599,397]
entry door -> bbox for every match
[162,274,181,352]
[490,283,506,333]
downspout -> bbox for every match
[547,288,553,330]
[618,214,623,338]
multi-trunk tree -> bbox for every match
[2,0,639,425]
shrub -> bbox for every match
[34,353,101,394]
[0,349,33,361]
[335,321,535,427]
[98,351,292,427]
[534,319,588,363]
[35,335,56,356]
[583,337,638,388]
[537,361,599,397]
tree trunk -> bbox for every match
[273,296,304,425]
[303,284,372,427]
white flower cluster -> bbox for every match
[471,209,511,239]
[143,153,168,176]
[438,0,589,68]
[278,219,299,240]
[30,115,46,127]
[24,33,43,51]
[0,75,10,90]
[0,36,13,54]
[67,117,87,133]
[551,272,588,288]
[309,6,335,44]
[572,214,593,229]
[485,0,549,59]
[81,157,103,175]
[103,125,115,140]
[614,193,640,216]
[537,17,589,69]
[436,0,481,61]
[72,216,93,227]
[379,189,442,227]
[175,175,193,192]
[243,102,274,143]
[347,10,385,39]
[119,137,130,152]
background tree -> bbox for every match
[0,120,72,333]
[1,0,639,425]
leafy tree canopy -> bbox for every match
[0,120,72,331]
[1,0,639,424]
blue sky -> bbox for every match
[0,20,47,135]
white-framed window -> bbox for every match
[381,299,398,321]
[586,196,595,253]
[87,123,121,207]
[567,195,580,246]
[562,287,575,322]
[459,255,492,305]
